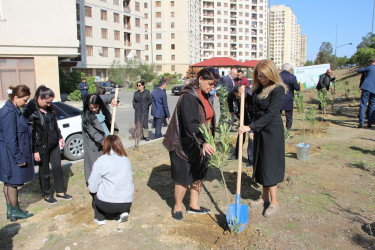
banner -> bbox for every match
[294,64,331,89]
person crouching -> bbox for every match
[88,135,134,226]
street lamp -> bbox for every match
[335,43,353,56]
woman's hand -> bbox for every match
[34,152,41,162]
[238,125,251,135]
[59,138,65,148]
[202,142,215,156]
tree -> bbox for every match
[357,32,375,50]
[352,47,375,67]
[108,60,125,87]
[123,58,158,87]
[304,60,314,66]
[314,42,333,65]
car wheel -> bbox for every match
[63,133,84,161]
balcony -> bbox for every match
[124,24,131,30]
[124,41,132,47]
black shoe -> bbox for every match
[246,162,253,168]
[187,206,211,214]
[357,124,363,128]
[368,124,372,128]
[229,155,237,160]
[56,193,73,200]
[44,196,57,204]
[163,124,168,127]
[172,211,183,221]
[144,137,150,141]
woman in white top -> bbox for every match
[88,135,134,225]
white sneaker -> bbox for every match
[94,218,107,226]
[117,212,129,223]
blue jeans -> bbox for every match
[359,90,375,126]
[154,117,163,139]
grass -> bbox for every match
[285,222,297,230]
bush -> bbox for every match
[59,70,82,94]
[67,76,96,101]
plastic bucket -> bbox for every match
[295,143,311,161]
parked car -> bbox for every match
[171,84,185,95]
[0,100,84,161]
[94,81,115,94]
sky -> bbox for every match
[271,0,374,61]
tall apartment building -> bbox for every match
[201,0,268,62]
[73,0,144,80]
[269,5,306,68]
[0,0,79,100]
[143,0,201,75]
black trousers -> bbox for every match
[281,110,294,130]
[38,145,64,197]
[93,195,132,221]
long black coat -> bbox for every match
[133,89,151,129]
[0,101,35,184]
[247,85,285,186]
[280,70,300,111]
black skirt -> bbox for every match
[170,151,209,186]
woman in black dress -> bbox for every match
[133,80,152,141]
[239,59,288,218]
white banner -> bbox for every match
[294,64,331,89]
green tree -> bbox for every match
[59,70,82,94]
[108,60,125,87]
[304,60,314,66]
[352,47,375,67]
[357,32,375,50]
[314,42,333,65]
[123,58,158,87]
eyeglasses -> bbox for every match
[137,85,142,87]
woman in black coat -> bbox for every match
[0,85,34,221]
[239,59,288,218]
[133,80,152,141]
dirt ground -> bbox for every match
[0,68,375,249]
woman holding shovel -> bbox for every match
[238,59,287,218]
[163,67,220,221]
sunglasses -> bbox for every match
[137,85,142,87]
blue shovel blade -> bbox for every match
[226,202,248,233]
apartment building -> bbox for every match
[73,0,144,80]
[269,5,306,68]
[0,0,79,100]
[143,0,201,75]
[201,0,268,62]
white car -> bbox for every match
[0,100,84,161]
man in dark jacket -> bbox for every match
[151,79,170,139]
[78,78,89,102]
[280,63,300,130]
[357,58,375,128]
[316,69,335,91]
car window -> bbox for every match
[52,102,81,120]
[103,82,109,87]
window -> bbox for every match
[136,50,141,59]
[136,34,140,43]
[86,46,93,56]
[113,0,119,5]
[156,12,161,18]
[101,28,108,39]
[217,2,221,7]
[85,26,92,37]
[171,22,175,28]
[135,18,140,27]
[157,65,162,71]
[101,10,107,20]
[144,13,148,19]
[114,13,119,23]
[102,47,108,57]
[115,48,120,58]
[76,4,80,21]
[100,0,106,2]
[144,2,148,8]
[85,6,92,17]
[171,55,175,60]
[77,24,81,40]
[171,1,174,7]
[217,51,221,55]
[114,30,120,40]
[156,22,161,28]
[156,44,162,50]
[171,65,175,71]
[135,2,140,11]
[145,34,149,40]
[156,33,161,39]
[145,45,149,50]
[155,1,161,7]
[145,55,149,61]
[171,12,175,18]
[144,24,148,29]
[171,33,175,39]
[171,44,175,50]
[156,55,162,61]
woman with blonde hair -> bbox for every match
[238,59,288,218]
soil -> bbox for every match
[1,68,375,249]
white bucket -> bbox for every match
[295,143,311,161]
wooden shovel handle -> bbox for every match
[236,90,245,195]
[110,86,119,135]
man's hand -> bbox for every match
[34,152,41,162]
[202,142,215,156]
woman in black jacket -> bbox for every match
[133,80,152,141]
[23,86,72,204]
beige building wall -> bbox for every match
[0,0,79,100]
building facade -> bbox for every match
[201,0,268,62]
[0,0,79,100]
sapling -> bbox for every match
[317,89,331,115]
[216,87,232,128]
[128,121,143,149]
[294,93,306,143]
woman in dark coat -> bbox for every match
[0,85,34,221]
[82,94,118,183]
[23,86,73,204]
[163,67,220,221]
[133,80,152,141]
[239,59,288,218]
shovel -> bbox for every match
[226,89,248,233]
[110,84,119,135]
